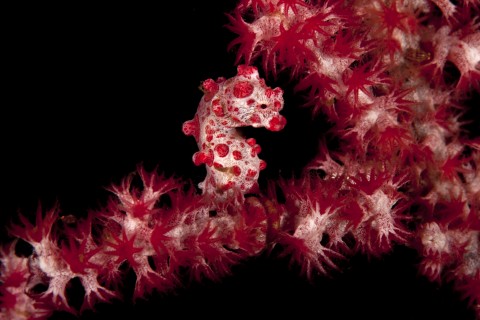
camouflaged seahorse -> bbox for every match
[183,65,286,204]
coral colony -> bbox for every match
[1,0,479,319]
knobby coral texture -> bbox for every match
[1,0,480,319]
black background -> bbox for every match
[2,1,478,319]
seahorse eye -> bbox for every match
[260,104,267,109]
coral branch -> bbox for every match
[1,1,479,319]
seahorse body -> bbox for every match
[183,65,286,204]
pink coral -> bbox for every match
[0,1,479,319]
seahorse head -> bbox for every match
[215,65,287,131]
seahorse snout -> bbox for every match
[267,115,286,131]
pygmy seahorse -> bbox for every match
[182,65,286,205]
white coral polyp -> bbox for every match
[420,222,449,255]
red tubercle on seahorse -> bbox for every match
[183,64,286,206]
